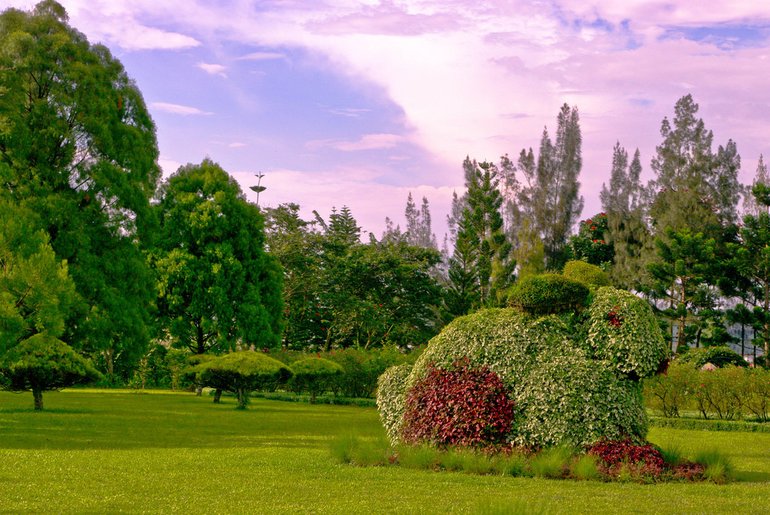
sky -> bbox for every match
[4,0,770,242]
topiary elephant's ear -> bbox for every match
[585,287,668,380]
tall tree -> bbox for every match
[744,155,769,217]
[404,193,438,249]
[649,94,741,235]
[0,1,160,377]
[446,158,513,314]
[516,104,584,269]
[152,159,283,355]
[600,144,653,289]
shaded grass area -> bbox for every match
[1,390,769,514]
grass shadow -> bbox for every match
[733,470,770,483]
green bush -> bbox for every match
[325,347,405,398]
[512,348,648,448]
[196,351,293,409]
[678,346,749,369]
[643,362,695,417]
[508,274,589,315]
[744,367,770,422]
[0,333,101,410]
[585,287,668,379]
[289,357,343,403]
[376,363,412,445]
[562,260,611,289]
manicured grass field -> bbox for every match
[1,390,769,514]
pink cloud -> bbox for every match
[306,133,405,152]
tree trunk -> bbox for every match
[236,389,248,409]
[213,389,222,403]
[195,386,203,397]
[33,389,43,411]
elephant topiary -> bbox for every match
[377,286,667,449]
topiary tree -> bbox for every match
[508,274,589,315]
[196,351,293,409]
[678,346,749,369]
[0,333,101,410]
[381,285,668,449]
[562,260,611,289]
[289,357,343,403]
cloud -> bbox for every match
[228,142,247,148]
[150,102,213,116]
[197,62,227,77]
[236,51,286,61]
[306,133,405,152]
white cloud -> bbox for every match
[307,133,405,152]
[197,62,227,77]
[228,142,247,148]
[236,51,286,61]
[150,102,213,116]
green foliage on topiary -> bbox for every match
[512,348,647,448]
[0,333,101,410]
[290,357,343,403]
[585,287,668,380]
[678,346,749,369]
[406,308,572,394]
[562,260,611,289]
[376,363,413,444]
[196,351,293,409]
[508,274,589,315]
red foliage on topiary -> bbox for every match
[401,360,515,448]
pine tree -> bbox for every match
[515,104,584,270]
[404,193,437,249]
[600,144,653,290]
[743,155,769,217]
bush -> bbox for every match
[512,348,648,448]
[325,347,404,398]
[196,351,293,409]
[401,361,514,448]
[508,274,589,315]
[0,333,101,410]
[643,362,695,417]
[376,363,412,445]
[585,287,668,379]
[562,260,611,289]
[744,367,770,422]
[678,346,749,369]
[289,357,343,403]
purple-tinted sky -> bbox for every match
[4,0,770,241]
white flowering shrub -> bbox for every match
[585,287,668,379]
[512,348,647,448]
[376,363,412,444]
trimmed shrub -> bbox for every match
[0,333,101,410]
[196,351,293,409]
[678,346,749,369]
[401,361,514,448]
[508,274,589,315]
[744,367,770,422]
[289,357,343,403]
[376,363,412,445]
[563,260,611,289]
[325,346,404,398]
[512,348,648,448]
[585,287,668,379]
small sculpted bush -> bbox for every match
[325,346,404,398]
[562,260,611,289]
[196,351,293,409]
[401,361,514,448]
[0,333,101,410]
[508,274,589,315]
[290,357,343,403]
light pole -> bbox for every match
[250,172,266,207]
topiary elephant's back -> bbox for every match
[406,308,572,394]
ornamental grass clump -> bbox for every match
[400,360,514,448]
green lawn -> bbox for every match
[1,390,769,514]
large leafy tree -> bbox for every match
[0,201,76,353]
[0,1,160,377]
[152,159,283,355]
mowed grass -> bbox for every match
[1,391,769,514]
